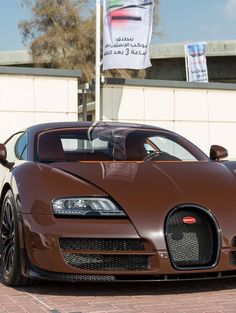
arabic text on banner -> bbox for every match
[103,0,154,70]
[185,42,208,82]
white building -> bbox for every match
[1,54,236,160]
[101,78,236,159]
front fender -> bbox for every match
[8,162,107,214]
[221,160,236,178]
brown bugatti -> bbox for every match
[0,121,235,286]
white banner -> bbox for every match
[185,42,208,82]
[103,0,154,70]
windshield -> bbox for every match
[36,124,208,162]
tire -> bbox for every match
[0,190,31,286]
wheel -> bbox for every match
[0,190,29,286]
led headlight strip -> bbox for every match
[52,197,126,217]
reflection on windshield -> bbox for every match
[37,123,207,162]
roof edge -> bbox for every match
[104,78,236,91]
[0,66,82,78]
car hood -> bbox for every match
[53,161,236,248]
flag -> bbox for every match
[103,0,154,70]
[185,42,208,82]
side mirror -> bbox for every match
[0,144,7,162]
[210,145,228,161]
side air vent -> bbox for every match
[59,238,152,272]
[62,254,150,271]
[59,238,145,251]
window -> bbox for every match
[5,132,24,162]
[37,129,111,162]
[15,132,28,160]
[147,135,197,161]
[37,126,206,162]
[61,137,108,152]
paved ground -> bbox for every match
[1,276,236,313]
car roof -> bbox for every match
[26,121,167,137]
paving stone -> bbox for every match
[1,276,236,312]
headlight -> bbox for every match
[52,197,126,217]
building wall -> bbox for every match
[149,41,236,82]
[102,80,236,159]
[149,56,236,82]
[0,67,80,142]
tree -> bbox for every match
[19,0,160,82]
[19,0,95,81]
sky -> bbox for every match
[0,0,236,51]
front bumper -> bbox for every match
[19,213,236,281]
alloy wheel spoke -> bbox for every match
[1,198,16,276]
[2,238,13,253]
[4,245,14,274]
[2,207,13,234]
[5,203,14,230]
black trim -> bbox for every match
[112,16,141,21]
[21,257,236,283]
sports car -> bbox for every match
[0,121,236,286]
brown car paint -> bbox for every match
[1,122,236,282]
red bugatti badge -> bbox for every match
[183,216,197,224]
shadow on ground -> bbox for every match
[2,276,236,297]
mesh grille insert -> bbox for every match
[165,206,219,269]
[59,238,145,251]
[62,253,150,271]
[232,237,236,248]
[230,252,236,266]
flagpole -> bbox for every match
[95,0,101,121]
[184,45,189,82]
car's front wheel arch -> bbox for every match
[0,189,35,286]
[0,183,11,216]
